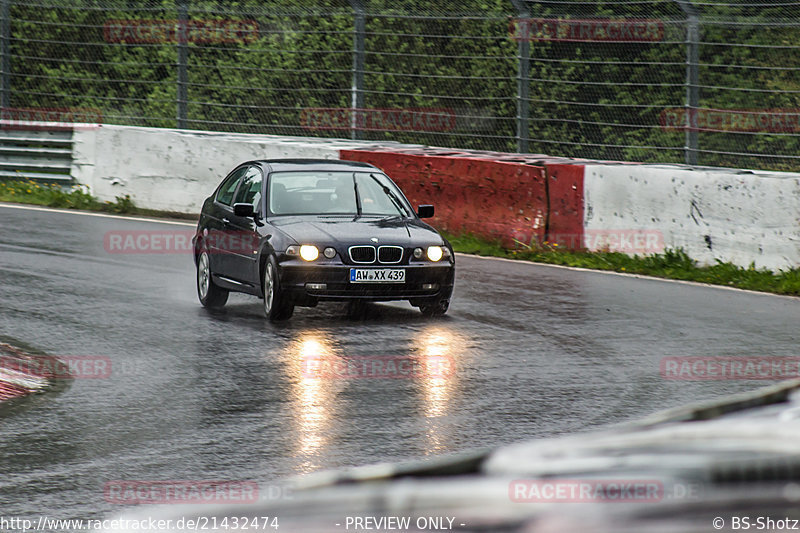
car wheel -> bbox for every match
[263,255,294,321]
[197,249,229,308]
[419,297,449,317]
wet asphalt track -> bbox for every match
[1,202,800,521]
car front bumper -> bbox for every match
[278,261,455,304]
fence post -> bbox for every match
[678,1,699,165]
[349,0,365,140]
[510,0,530,153]
[176,0,188,129]
[0,0,10,111]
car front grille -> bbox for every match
[349,245,376,264]
[378,246,403,264]
[348,245,405,264]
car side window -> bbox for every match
[216,167,248,206]
[232,166,263,208]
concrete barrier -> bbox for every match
[544,163,585,249]
[341,149,548,246]
[66,125,800,271]
[71,125,415,213]
[583,164,800,270]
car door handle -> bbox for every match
[222,218,231,224]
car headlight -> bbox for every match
[299,245,319,261]
[426,245,443,262]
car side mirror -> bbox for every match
[233,203,255,218]
[417,204,434,219]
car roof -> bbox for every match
[248,159,380,173]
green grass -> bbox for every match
[0,179,135,213]
[443,231,800,296]
[0,179,195,219]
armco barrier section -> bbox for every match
[0,128,74,182]
[341,149,549,246]
[583,164,800,270]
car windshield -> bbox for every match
[268,171,412,217]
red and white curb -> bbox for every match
[0,343,52,402]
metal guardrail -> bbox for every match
[0,128,73,182]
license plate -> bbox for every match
[350,268,405,283]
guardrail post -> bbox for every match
[677,1,700,165]
[177,0,188,129]
[510,0,530,154]
[349,0,365,140]
[0,0,10,111]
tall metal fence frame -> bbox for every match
[3,1,800,171]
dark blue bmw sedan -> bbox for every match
[193,159,455,321]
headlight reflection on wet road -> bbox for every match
[414,326,467,454]
[282,324,469,469]
[284,332,341,473]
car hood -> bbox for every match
[270,216,444,246]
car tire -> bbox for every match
[263,255,294,321]
[197,249,229,309]
[419,297,449,317]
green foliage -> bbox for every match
[0,179,99,209]
[108,194,136,213]
[0,180,137,213]
[9,1,800,169]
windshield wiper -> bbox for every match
[369,174,407,217]
[353,173,363,218]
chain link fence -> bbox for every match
[4,1,800,171]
